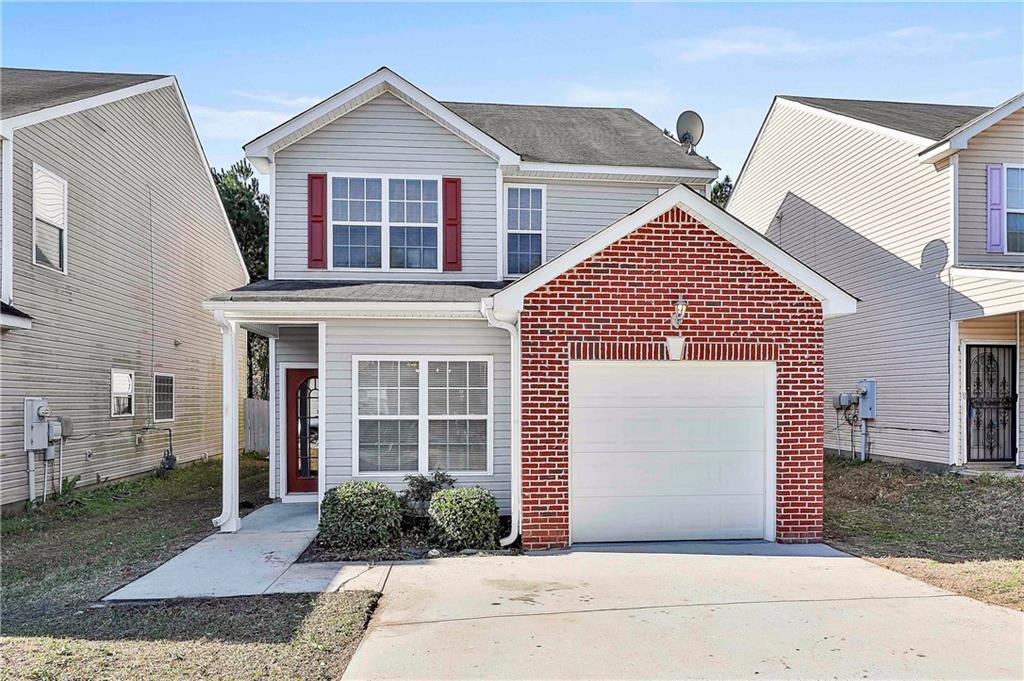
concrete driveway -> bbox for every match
[344,542,1024,680]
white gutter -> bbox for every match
[1,136,13,305]
[481,298,521,547]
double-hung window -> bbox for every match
[32,163,68,273]
[1006,166,1024,253]
[506,185,545,276]
[354,357,492,475]
[329,175,440,270]
[111,369,135,417]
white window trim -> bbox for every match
[31,162,69,275]
[1004,163,1024,255]
[351,355,494,477]
[504,183,546,279]
[326,172,443,273]
[153,372,176,423]
[111,368,135,418]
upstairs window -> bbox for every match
[111,369,135,418]
[329,175,440,270]
[1007,166,1023,253]
[506,185,545,276]
[32,164,68,273]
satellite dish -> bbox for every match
[675,110,704,153]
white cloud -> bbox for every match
[189,105,293,142]
[229,90,322,109]
[564,82,672,110]
[656,25,1002,64]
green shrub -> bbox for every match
[319,481,401,549]
[401,471,457,518]
[429,487,499,550]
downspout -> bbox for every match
[481,298,521,547]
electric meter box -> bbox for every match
[23,398,50,450]
[858,379,877,420]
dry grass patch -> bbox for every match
[824,456,1024,610]
[1,456,379,680]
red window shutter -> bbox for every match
[442,177,462,271]
[307,174,327,269]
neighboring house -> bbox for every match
[729,93,1024,471]
[0,68,249,509]
[205,67,855,549]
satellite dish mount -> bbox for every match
[675,110,705,155]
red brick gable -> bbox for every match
[519,206,826,549]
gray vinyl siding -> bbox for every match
[0,86,247,507]
[322,318,512,511]
[957,110,1024,267]
[273,93,499,281]
[504,180,666,262]
[729,100,957,465]
[271,325,319,496]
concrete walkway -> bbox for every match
[345,542,1024,680]
[104,502,387,600]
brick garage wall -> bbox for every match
[520,206,825,550]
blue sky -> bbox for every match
[5,2,1022,182]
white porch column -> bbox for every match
[213,312,241,532]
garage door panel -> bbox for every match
[571,494,765,543]
[569,361,773,543]
[571,450,765,497]
[571,407,765,453]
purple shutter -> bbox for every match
[987,164,1005,253]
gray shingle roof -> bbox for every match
[442,101,719,171]
[780,95,992,142]
[1,67,167,120]
[208,279,508,304]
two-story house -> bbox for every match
[729,93,1024,472]
[206,68,855,549]
[0,68,249,509]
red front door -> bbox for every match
[286,368,319,494]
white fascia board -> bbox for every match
[919,92,1024,164]
[492,184,857,318]
[951,266,1024,282]
[1,313,32,330]
[0,77,177,137]
[515,161,719,181]
[204,299,485,321]
[1,137,12,304]
[777,97,936,148]
[243,67,520,166]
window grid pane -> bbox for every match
[388,179,439,225]
[427,361,488,416]
[359,419,419,472]
[358,361,419,416]
[1007,168,1023,210]
[332,225,382,269]
[1008,212,1024,254]
[389,226,438,269]
[507,233,542,275]
[155,375,174,421]
[428,419,487,472]
[34,219,64,271]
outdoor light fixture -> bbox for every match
[665,294,688,360]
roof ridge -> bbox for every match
[1,66,169,79]
[780,94,991,110]
[442,100,635,112]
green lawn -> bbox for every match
[1,455,378,680]
[824,456,1024,611]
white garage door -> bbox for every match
[569,361,774,543]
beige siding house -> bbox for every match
[730,93,1024,469]
[0,68,248,508]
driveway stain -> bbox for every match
[485,579,581,606]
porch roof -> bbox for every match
[207,279,508,304]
